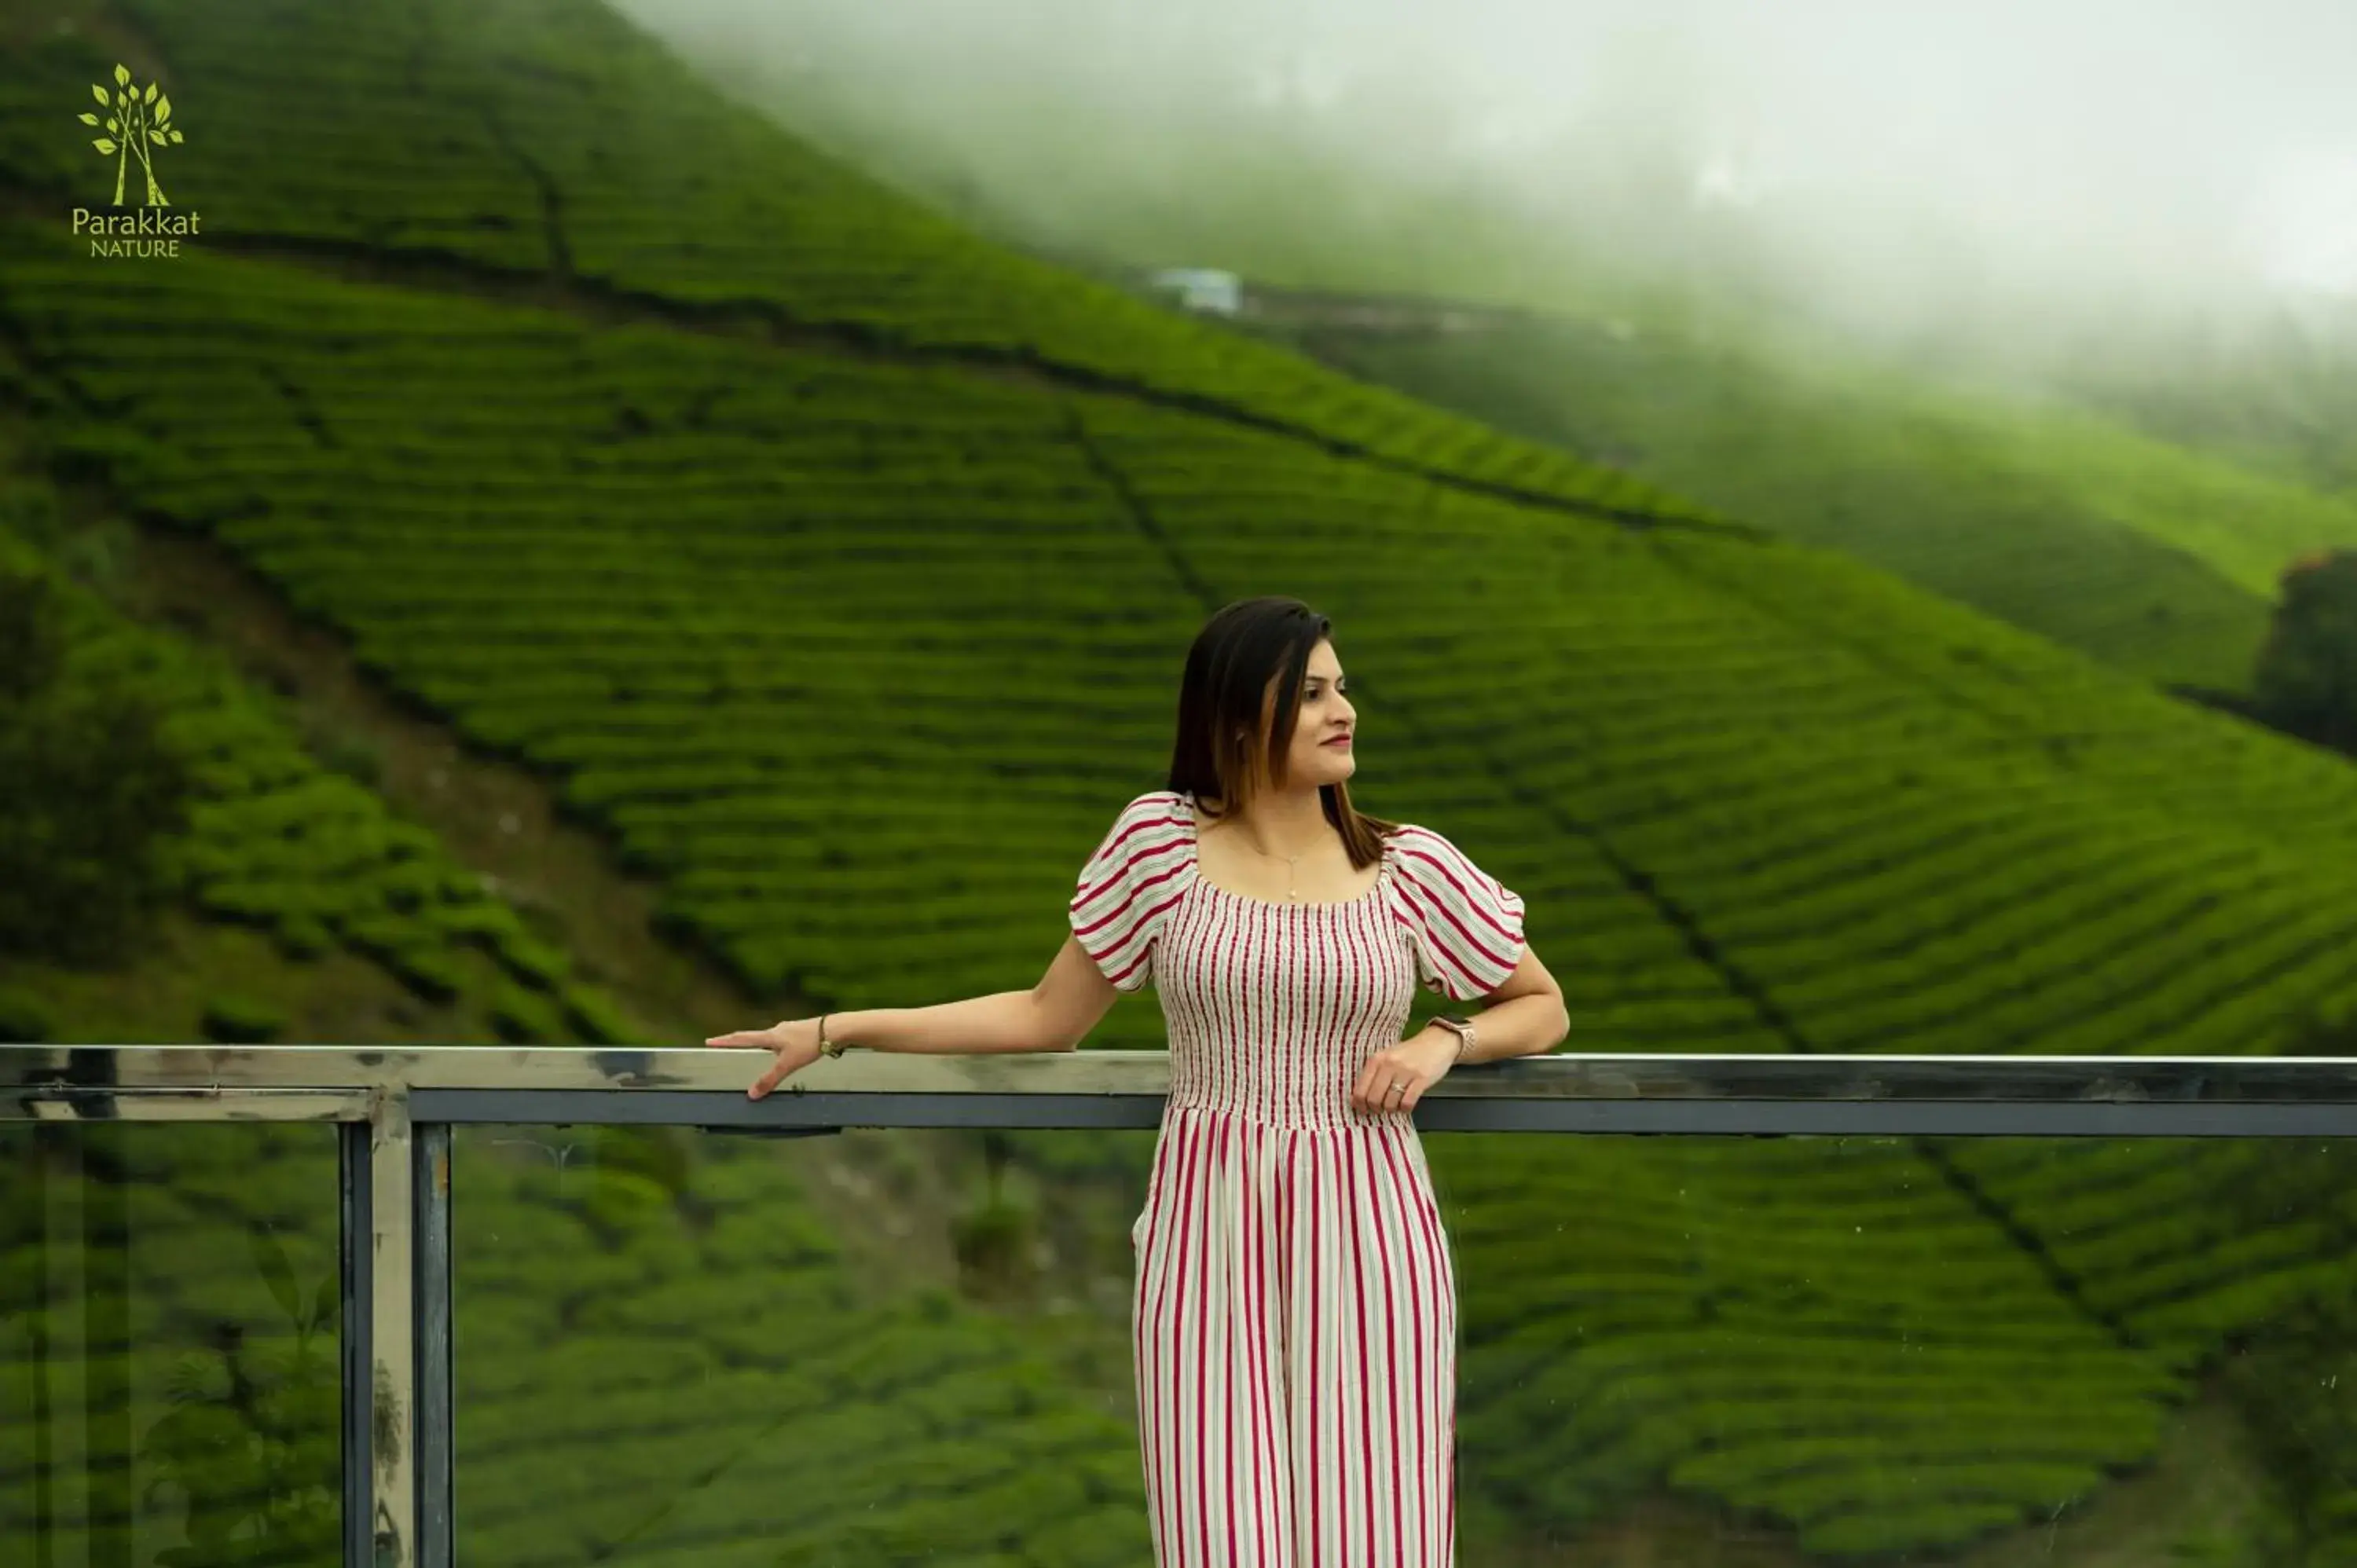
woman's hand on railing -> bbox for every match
[1350,1031,1460,1116]
[703,1018,823,1100]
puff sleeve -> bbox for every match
[1391,822,1528,1002]
[1069,792,1189,993]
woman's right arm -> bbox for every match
[707,962,1105,1099]
[816,987,1076,1056]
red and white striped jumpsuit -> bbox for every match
[1070,789,1529,1568]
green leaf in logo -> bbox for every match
[168,130,182,144]
[90,83,107,106]
[92,137,115,155]
[112,62,130,86]
[77,112,97,127]
[143,81,157,104]
[156,93,172,123]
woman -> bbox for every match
[709,596,1568,1566]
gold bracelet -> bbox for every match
[818,1013,845,1058]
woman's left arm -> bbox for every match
[1419,944,1570,1062]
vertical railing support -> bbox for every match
[367,1083,416,1566]
[414,1122,453,1568]
[339,1119,372,1568]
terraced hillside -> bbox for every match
[0,0,1704,531]
[0,472,1165,1565]
[5,0,2357,1560]
[10,235,2357,1057]
[2040,306,2357,500]
[683,44,2357,696]
[1253,310,2357,695]
[0,471,647,1050]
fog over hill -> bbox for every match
[615,0,2357,374]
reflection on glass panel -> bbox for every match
[0,1123,343,1568]
[453,1123,1156,1566]
[1428,1130,2357,1565]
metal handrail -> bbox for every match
[12,1045,2357,1135]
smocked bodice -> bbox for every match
[1070,789,1527,1130]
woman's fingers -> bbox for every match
[702,1024,800,1099]
[1351,1056,1421,1115]
[748,1055,796,1100]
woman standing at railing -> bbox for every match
[707,595,1570,1567]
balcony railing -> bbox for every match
[7,1043,2357,1568]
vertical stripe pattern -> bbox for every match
[1077,789,1523,1567]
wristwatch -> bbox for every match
[1428,1013,1476,1062]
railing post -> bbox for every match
[340,1118,372,1568]
[367,1083,416,1567]
[415,1123,453,1568]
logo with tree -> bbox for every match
[79,61,181,207]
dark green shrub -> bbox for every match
[0,984,57,1043]
[559,984,644,1046]
[2255,548,2357,754]
[271,914,332,962]
[137,1222,339,1568]
[486,978,565,1043]
[199,995,288,1045]
[295,707,383,789]
[0,564,196,967]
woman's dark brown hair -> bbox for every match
[1166,595,1401,870]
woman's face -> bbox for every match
[1263,639,1356,791]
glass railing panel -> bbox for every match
[0,1122,345,1568]
[452,1122,1160,1566]
[1432,1129,2357,1563]
[453,1113,2357,1565]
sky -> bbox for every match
[618,0,2357,345]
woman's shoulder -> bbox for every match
[1093,789,1195,863]
[1383,819,1503,891]
[1117,788,1193,827]
[1379,819,1435,854]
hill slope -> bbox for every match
[0,456,647,1050]
[1269,309,2357,693]
[675,43,2357,694]
[0,454,1169,1566]
[0,0,1707,530]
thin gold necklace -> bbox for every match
[1199,793,1309,900]
[1244,838,1306,900]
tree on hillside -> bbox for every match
[2253,548,2357,758]
[0,564,194,967]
